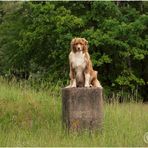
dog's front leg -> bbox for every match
[67,63,76,88]
[70,79,76,87]
[84,59,91,87]
[84,73,90,87]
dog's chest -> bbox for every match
[71,52,86,69]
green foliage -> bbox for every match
[0,1,148,100]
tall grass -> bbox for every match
[0,78,147,146]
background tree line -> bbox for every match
[0,1,148,101]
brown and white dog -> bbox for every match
[67,37,102,88]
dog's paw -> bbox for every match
[85,84,90,88]
[96,85,103,89]
[66,85,76,88]
[65,85,71,88]
[71,85,76,88]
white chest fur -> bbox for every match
[70,51,86,69]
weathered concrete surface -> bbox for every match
[62,87,103,131]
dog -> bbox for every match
[67,37,102,88]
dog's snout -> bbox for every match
[77,44,82,51]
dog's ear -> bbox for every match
[82,38,88,52]
[70,38,76,52]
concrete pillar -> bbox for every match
[62,87,103,131]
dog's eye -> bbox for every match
[78,43,83,45]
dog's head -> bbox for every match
[71,37,88,53]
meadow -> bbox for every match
[0,78,148,147]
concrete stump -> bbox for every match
[62,87,103,131]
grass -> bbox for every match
[0,78,148,146]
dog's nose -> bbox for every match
[78,47,80,50]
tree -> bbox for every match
[0,1,147,101]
